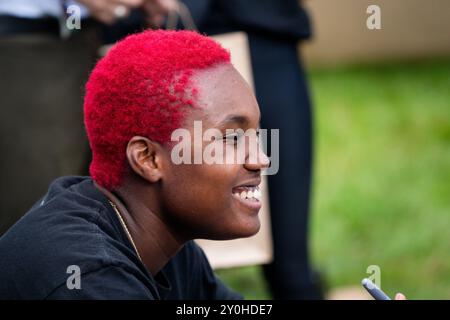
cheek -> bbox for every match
[162,164,241,237]
[172,164,236,208]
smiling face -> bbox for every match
[158,64,270,240]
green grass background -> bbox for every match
[216,59,450,300]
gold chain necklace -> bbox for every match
[108,200,143,261]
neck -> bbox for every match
[95,182,185,275]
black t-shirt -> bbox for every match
[0,176,242,300]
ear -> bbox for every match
[126,136,166,183]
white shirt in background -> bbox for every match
[0,0,88,19]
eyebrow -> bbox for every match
[217,114,261,128]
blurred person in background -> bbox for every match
[0,0,167,234]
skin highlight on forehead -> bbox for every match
[188,63,260,131]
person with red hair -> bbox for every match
[0,30,270,299]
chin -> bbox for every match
[226,217,261,240]
[199,210,261,240]
[241,220,261,238]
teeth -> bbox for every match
[233,186,261,201]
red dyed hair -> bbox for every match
[84,30,231,189]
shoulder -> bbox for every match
[0,177,148,299]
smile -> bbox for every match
[231,186,262,211]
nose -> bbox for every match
[244,143,270,171]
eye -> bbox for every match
[224,133,242,145]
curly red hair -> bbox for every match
[84,30,230,189]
